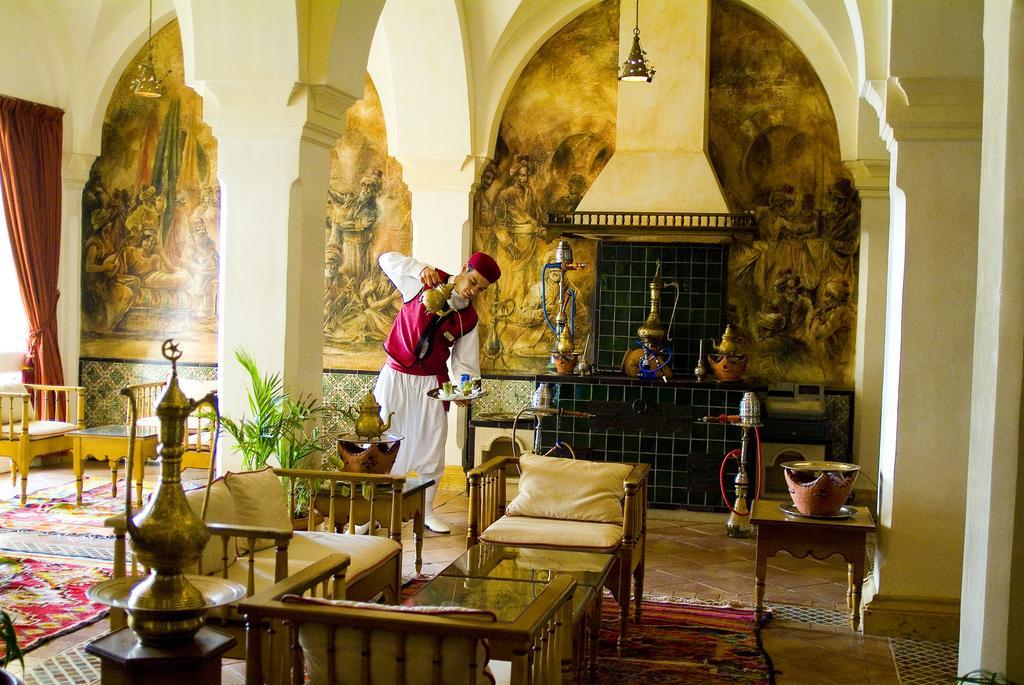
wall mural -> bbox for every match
[81,20,219,362]
[709,0,859,385]
[473,0,859,386]
[474,1,618,373]
[322,76,412,370]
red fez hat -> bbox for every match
[467,251,501,283]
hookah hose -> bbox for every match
[716,424,763,515]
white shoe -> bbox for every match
[351,521,380,535]
[424,515,451,534]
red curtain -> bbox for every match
[0,95,65,386]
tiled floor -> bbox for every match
[6,462,955,684]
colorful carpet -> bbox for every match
[0,555,110,657]
[594,596,774,684]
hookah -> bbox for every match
[540,239,587,373]
[621,261,680,379]
[698,391,763,537]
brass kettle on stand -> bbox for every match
[340,392,394,441]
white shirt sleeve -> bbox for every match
[378,252,430,302]
[449,316,481,380]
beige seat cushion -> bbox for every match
[480,515,623,552]
[185,478,239,574]
[4,420,78,439]
[223,531,400,593]
[288,596,494,685]
[223,467,292,553]
[505,454,632,523]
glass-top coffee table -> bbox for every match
[407,543,614,682]
[70,424,159,506]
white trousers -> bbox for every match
[373,366,447,485]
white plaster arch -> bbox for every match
[371,0,472,160]
[72,1,179,158]
[323,0,386,102]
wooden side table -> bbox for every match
[750,499,876,629]
[70,425,159,506]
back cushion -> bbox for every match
[223,467,292,553]
[290,597,494,685]
[505,454,633,523]
[185,478,239,573]
[0,382,34,425]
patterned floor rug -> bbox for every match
[593,596,775,684]
[0,555,110,656]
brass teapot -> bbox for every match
[342,392,394,440]
[421,282,455,317]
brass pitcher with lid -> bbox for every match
[341,392,394,441]
[120,339,221,645]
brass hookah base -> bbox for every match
[726,426,756,539]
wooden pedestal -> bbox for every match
[85,627,235,685]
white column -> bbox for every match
[846,159,889,507]
[201,84,350,472]
[400,155,477,486]
[864,77,982,639]
[58,153,93,385]
[959,1,1024,678]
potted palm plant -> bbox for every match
[219,350,326,525]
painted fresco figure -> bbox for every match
[770,269,813,336]
[474,163,498,255]
[124,229,192,291]
[818,178,860,285]
[183,221,219,318]
[83,208,140,332]
[550,173,586,214]
[809,279,854,376]
[335,169,384,285]
[125,185,164,243]
[493,157,544,295]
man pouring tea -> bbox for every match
[374,251,501,533]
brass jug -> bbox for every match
[714,324,742,355]
[342,392,394,440]
[636,261,680,347]
[421,282,455,316]
[556,325,575,356]
[121,340,220,645]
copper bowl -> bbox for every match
[553,353,579,374]
[707,353,748,381]
[336,438,401,474]
[781,461,860,516]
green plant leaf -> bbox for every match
[0,609,25,675]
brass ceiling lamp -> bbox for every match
[618,0,656,82]
[130,0,164,98]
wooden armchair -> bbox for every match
[0,382,84,504]
[238,560,578,685]
[467,454,648,649]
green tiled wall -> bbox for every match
[538,380,749,510]
[79,358,217,427]
[596,242,727,375]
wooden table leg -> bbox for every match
[754,540,769,623]
[134,447,145,507]
[110,458,119,498]
[589,590,601,683]
[413,491,425,576]
[73,437,84,505]
[849,554,865,630]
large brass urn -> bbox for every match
[89,340,243,647]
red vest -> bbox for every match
[383,274,478,383]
